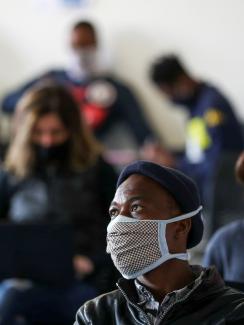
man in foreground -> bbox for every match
[75,160,244,324]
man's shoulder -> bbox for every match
[218,286,244,322]
[189,271,244,323]
[209,220,244,247]
[185,284,244,324]
[198,82,232,111]
[75,289,123,324]
[82,288,122,308]
[200,83,225,100]
[209,283,244,310]
[220,284,244,298]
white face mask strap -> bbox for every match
[107,206,202,232]
[172,252,189,260]
[165,206,202,224]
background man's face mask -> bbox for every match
[106,206,202,279]
[171,84,198,108]
[68,47,110,81]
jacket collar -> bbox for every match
[116,266,225,305]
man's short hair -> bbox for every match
[150,55,187,86]
[72,20,96,35]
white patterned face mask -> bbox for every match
[68,47,98,81]
[106,206,202,279]
[68,47,111,81]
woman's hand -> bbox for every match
[235,151,244,183]
[73,255,94,277]
[140,141,175,167]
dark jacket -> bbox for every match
[0,157,119,292]
[0,157,116,257]
[74,267,244,325]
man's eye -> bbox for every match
[131,204,142,212]
[109,208,118,218]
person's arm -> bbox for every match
[140,141,176,167]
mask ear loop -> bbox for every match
[158,206,202,259]
[164,206,203,224]
[118,206,203,224]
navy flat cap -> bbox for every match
[117,160,204,249]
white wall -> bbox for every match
[1,0,244,148]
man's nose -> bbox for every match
[119,205,132,218]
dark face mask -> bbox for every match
[171,84,201,109]
[34,141,70,164]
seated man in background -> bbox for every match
[75,161,244,325]
[203,151,244,284]
[1,20,155,153]
[149,55,244,215]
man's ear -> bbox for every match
[175,218,192,238]
[166,218,192,253]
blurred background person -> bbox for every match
[1,20,156,165]
[148,54,244,233]
[202,151,244,285]
[0,84,117,325]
